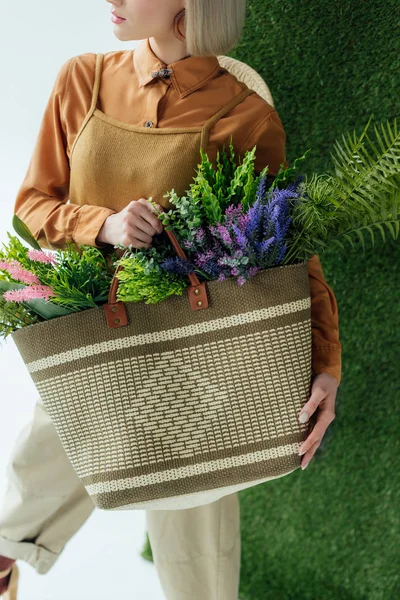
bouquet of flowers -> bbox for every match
[0,115,398,342]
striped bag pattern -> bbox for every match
[11,257,313,511]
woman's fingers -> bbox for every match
[129,225,153,245]
[299,380,327,423]
[299,438,320,469]
[298,373,338,424]
[137,198,163,234]
[297,373,338,468]
[298,410,335,467]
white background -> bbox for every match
[0,2,166,598]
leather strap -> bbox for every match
[103,205,209,328]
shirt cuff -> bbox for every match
[72,205,117,248]
[312,344,342,386]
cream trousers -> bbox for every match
[0,396,241,600]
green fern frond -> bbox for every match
[286,184,400,261]
[329,116,399,215]
[329,218,400,254]
[282,116,400,264]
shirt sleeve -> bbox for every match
[13,56,116,251]
[239,108,288,177]
[307,254,342,386]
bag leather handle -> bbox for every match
[103,205,209,328]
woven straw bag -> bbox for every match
[11,58,313,511]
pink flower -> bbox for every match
[27,249,58,265]
[3,285,55,302]
[0,259,40,285]
[0,260,11,271]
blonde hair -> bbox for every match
[184,0,247,57]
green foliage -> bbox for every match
[0,232,115,337]
[270,148,312,191]
[0,232,36,272]
[191,149,223,224]
[1,227,114,311]
[236,0,398,178]
[214,137,240,210]
[12,214,41,250]
[115,247,187,304]
[37,243,113,310]
[225,145,257,213]
[282,117,400,263]
[158,135,273,229]
[0,291,39,343]
[149,191,204,246]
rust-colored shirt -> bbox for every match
[13,38,342,385]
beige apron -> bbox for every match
[69,52,255,213]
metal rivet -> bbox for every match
[114,318,120,324]
[194,288,200,295]
[197,301,202,307]
[144,120,153,128]
[111,306,118,312]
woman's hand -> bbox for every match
[96,198,163,248]
[297,373,338,470]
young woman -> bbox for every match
[0,1,342,598]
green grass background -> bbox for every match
[141,1,400,598]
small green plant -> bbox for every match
[115,247,188,304]
[0,224,116,339]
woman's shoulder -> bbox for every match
[211,68,278,119]
[205,68,282,144]
[205,70,286,174]
[58,51,132,144]
[58,50,131,93]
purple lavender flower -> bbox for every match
[231,224,249,251]
[168,179,302,286]
[182,239,195,250]
[195,227,206,244]
[216,223,233,247]
[160,257,197,276]
[248,266,261,277]
[224,203,243,228]
[255,173,269,205]
[194,249,216,268]
[242,181,299,269]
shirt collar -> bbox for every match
[133,38,221,98]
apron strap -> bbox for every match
[90,53,105,113]
[200,84,255,149]
[69,53,104,160]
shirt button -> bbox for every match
[144,120,153,128]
